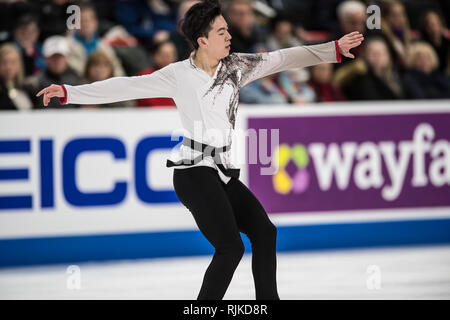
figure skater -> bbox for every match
[37,0,363,300]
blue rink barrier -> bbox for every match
[1,218,450,267]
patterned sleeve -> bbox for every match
[61,63,177,105]
[237,40,341,88]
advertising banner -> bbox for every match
[246,105,450,214]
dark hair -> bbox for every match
[84,50,114,80]
[419,9,447,35]
[179,0,222,50]
[269,11,296,32]
[14,14,39,30]
[149,39,175,55]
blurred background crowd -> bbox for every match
[0,0,449,111]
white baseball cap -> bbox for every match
[42,35,69,58]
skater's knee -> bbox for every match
[218,239,245,261]
[231,240,245,260]
[250,222,277,243]
[264,222,277,241]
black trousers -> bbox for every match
[173,166,279,300]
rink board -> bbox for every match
[0,102,449,267]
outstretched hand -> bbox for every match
[36,84,65,106]
[338,31,364,59]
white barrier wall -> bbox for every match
[0,102,449,267]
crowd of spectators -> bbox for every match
[0,0,449,111]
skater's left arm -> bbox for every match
[239,31,364,87]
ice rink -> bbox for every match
[1,244,449,300]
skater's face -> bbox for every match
[198,15,232,60]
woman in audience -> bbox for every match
[380,0,412,67]
[265,13,303,51]
[82,50,134,108]
[419,9,450,75]
[135,39,178,107]
[0,43,33,111]
[403,41,450,99]
[308,63,346,102]
[335,37,404,100]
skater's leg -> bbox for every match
[173,167,244,300]
[225,178,280,300]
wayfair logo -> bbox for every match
[271,123,450,201]
[273,143,310,194]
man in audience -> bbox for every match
[225,0,264,53]
[12,14,45,76]
[25,35,81,108]
[67,3,125,78]
[332,0,367,66]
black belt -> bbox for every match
[166,137,240,179]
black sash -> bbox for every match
[166,137,240,179]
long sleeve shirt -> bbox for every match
[60,40,342,184]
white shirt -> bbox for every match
[61,40,341,184]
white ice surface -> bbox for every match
[1,245,449,300]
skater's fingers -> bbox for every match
[46,91,58,99]
[348,31,361,37]
[349,39,363,47]
[36,88,47,97]
[344,52,355,59]
[37,84,62,97]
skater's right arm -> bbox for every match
[36,64,177,106]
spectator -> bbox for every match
[225,0,264,53]
[67,3,125,78]
[115,0,177,50]
[265,12,303,51]
[239,72,289,105]
[135,39,177,107]
[170,0,200,60]
[25,35,81,109]
[12,14,45,76]
[331,0,367,65]
[403,41,450,99]
[38,0,72,40]
[308,63,346,102]
[419,9,450,75]
[240,68,315,105]
[380,0,412,67]
[0,0,40,44]
[0,43,33,111]
[81,50,134,108]
[335,37,404,100]
[284,69,316,105]
[336,0,366,36]
[239,43,315,105]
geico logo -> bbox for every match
[0,136,182,210]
